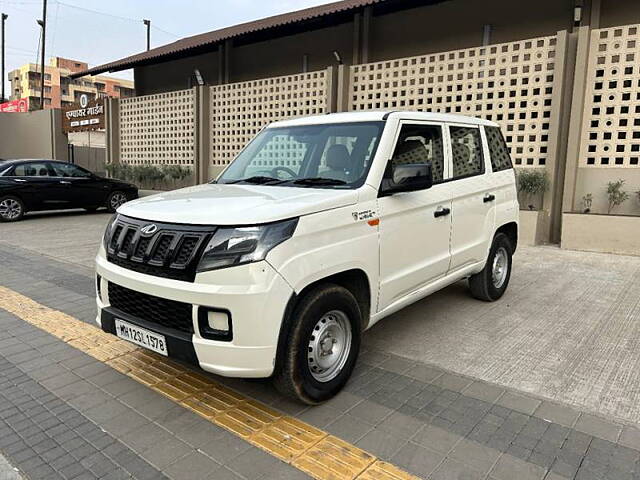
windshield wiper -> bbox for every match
[291,177,348,186]
[225,176,286,185]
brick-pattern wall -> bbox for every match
[209,70,328,167]
[349,35,559,168]
[119,88,195,166]
[579,24,640,168]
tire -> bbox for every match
[106,191,128,213]
[273,284,362,404]
[0,195,25,222]
[468,233,513,302]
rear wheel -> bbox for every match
[273,284,361,404]
[0,195,25,222]
[106,191,128,213]
[468,233,513,301]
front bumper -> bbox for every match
[95,248,293,378]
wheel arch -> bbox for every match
[273,268,371,376]
[496,221,518,253]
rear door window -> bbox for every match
[12,163,52,177]
[449,126,484,179]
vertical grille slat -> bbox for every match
[105,215,215,282]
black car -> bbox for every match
[0,159,138,222]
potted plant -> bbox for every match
[581,193,592,214]
[516,170,549,210]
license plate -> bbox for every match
[115,319,168,356]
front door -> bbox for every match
[9,161,66,210]
[447,124,496,272]
[48,162,107,207]
[377,122,453,312]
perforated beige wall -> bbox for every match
[119,89,195,166]
[349,35,559,168]
[210,70,328,167]
[579,24,640,168]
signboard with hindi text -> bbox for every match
[62,94,105,133]
[0,98,29,113]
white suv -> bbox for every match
[96,111,518,404]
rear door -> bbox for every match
[447,123,496,272]
[8,162,63,210]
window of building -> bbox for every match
[449,126,484,179]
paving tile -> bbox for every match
[449,438,502,474]
[496,391,541,416]
[431,373,473,392]
[344,399,393,425]
[462,381,505,404]
[574,413,622,443]
[533,401,580,427]
[411,424,462,454]
[229,447,287,480]
[391,442,444,477]
[356,429,406,461]
[198,431,251,465]
[431,457,484,480]
[404,364,443,383]
[140,439,192,470]
[378,356,415,374]
[490,453,546,480]
[618,425,640,451]
[325,414,373,443]
[376,411,425,440]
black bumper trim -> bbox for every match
[101,307,199,367]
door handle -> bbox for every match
[13,178,27,182]
[434,207,451,218]
[483,194,496,203]
[59,180,72,185]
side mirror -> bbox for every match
[381,162,433,195]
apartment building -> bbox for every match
[8,57,134,110]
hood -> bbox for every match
[117,183,359,225]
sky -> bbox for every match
[0,0,335,99]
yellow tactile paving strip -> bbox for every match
[0,286,420,480]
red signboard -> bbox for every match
[0,98,29,113]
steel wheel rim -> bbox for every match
[492,247,509,288]
[307,310,352,383]
[110,192,127,209]
[0,199,22,220]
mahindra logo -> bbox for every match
[140,224,158,236]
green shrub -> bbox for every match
[606,179,629,214]
[163,165,192,182]
[105,162,192,189]
[581,193,593,214]
[516,170,549,210]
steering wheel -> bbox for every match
[259,166,296,180]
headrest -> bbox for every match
[452,142,471,165]
[393,139,428,164]
[39,168,49,176]
[326,144,351,170]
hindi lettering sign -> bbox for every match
[62,94,105,133]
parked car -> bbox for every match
[96,111,518,404]
[0,159,138,222]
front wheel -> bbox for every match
[468,233,513,302]
[106,191,128,213]
[273,284,361,404]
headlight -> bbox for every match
[197,218,298,272]
[102,214,119,250]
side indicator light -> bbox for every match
[367,218,380,226]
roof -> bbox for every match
[271,111,498,127]
[71,0,388,79]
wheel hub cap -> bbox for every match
[0,199,21,220]
[307,310,352,383]
[111,193,127,209]
[492,247,509,288]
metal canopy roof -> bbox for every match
[70,0,390,79]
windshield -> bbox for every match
[217,121,385,188]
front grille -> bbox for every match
[108,282,194,334]
[106,215,215,282]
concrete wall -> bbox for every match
[135,51,221,96]
[71,146,106,177]
[561,213,640,256]
[0,109,67,160]
[572,169,640,216]
[369,0,574,62]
